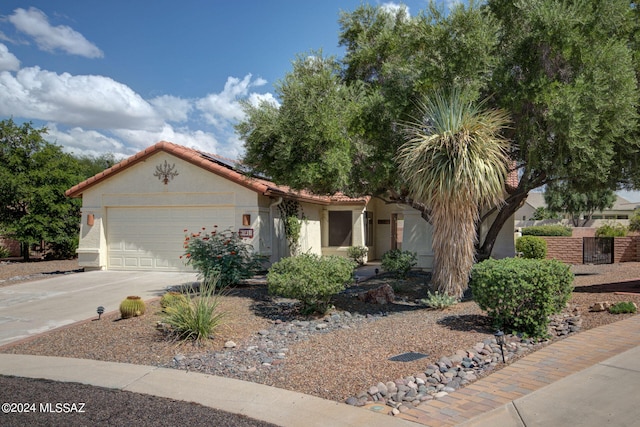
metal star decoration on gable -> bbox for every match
[154,160,179,184]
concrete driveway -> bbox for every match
[0,270,198,346]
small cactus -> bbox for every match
[160,291,188,311]
[119,296,146,319]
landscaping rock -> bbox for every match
[357,284,395,305]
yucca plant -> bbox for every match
[161,277,226,342]
[397,88,511,298]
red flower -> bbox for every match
[179,255,183,259]
[202,227,206,230]
[184,229,188,232]
[230,251,236,255]
[186,253,191,258]
[217,255,222,259]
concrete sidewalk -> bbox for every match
[0,270,198,346]
[0,353,414,427]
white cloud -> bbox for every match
[380,2,410,16]
[196,74,267,128]
[8,7,103,58]
[247,92,280,108]
[46,123,131,158]
[0,66,162,129]
[112,124,223,156]
[0,57,272,159]
[149,95,192,123]
[0,43,20,71]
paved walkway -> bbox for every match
[391,314,640,426]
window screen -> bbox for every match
[329,211,352,246]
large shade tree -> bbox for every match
[397,90,511,298]
[238,1,640,262]
[0,119,107,260]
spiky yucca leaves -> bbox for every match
[397,90,511,298]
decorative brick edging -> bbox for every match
[394,315,640,427]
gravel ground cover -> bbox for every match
[1,259,639,424]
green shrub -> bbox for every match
[347,246,368,266]
[182,227,264,287]
[521,225,572,236]
[609,301,637,314]
[629,208,640,232]
[161,279,226,341]
[516,236,547,259]
[595,222,628,237]
[470,258,574,338]
[0,245,9,259]
[381,250,417,278]
[119,296,146,319]
[421,291,458,309]
[267,254,355,314]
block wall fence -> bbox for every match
[539,236,640,265]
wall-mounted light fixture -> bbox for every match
[87,214,95,226]
[242,214,251,226]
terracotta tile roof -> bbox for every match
[65,141,368,206]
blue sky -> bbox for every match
[2,1,639,203]
[0,0,436,161]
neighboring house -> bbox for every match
[515,192,639,228]
[66,141,516,272]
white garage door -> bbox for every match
[106,207,234,271]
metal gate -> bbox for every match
[583,237,614,265]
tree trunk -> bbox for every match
[476,189,529,262]
[21,242,30,262]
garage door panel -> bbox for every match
[107,207,234,271]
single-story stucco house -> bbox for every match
[65,141,516,272]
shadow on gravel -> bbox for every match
[436,314,494,334]
[573,279,640,294]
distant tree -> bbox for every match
[75,153,117,177]
[397,89,510,298]
[544,182,617,227]
[0,119,84,260]
[630,208,640,232]
[530,207,559,221]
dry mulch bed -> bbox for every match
[1,259,640,403]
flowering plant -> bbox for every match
[182,226,264,287]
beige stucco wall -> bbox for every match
[76,152,268,270]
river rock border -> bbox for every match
[346,304,582,415]
[169,300,581,417]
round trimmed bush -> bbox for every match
[470,258,573,338]
[267,254,355,314]
[516,235,547,259]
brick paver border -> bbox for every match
[392,315,640,427]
